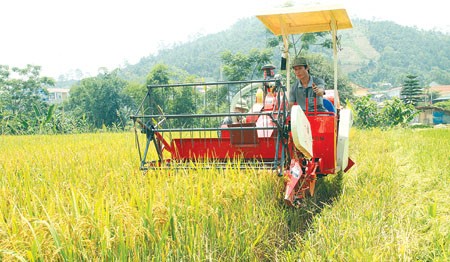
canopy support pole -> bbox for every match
[330,15,338,108]
[279,16,290,95]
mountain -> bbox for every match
[342,19,450,88]
[119,17,267,82]
[118,17,450,89]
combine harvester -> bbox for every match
[131,4,354,207]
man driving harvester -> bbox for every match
[288,56,327,112]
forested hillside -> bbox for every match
[120,18,268,82]
[119,18,450,88]
[345,19,450,87]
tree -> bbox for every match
[66,70,129,128]
[123,81,147,109]
[401,74,423,105]
[352,96,380,128]
[219,48,272,120]
[0,64,55,134]
[305,54,354,104]
[434,100,450,111]
[380,97,417,127]
[221,48,272,81]
[143,64,201,127]
[170,80,198,127]
[352,96,418,129]
[145,64,171,114]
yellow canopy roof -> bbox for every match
[256,4,352,35]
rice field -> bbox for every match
[0,128,449,261]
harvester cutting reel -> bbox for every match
[130,79,323,208]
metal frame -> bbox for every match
[130,79,291,173]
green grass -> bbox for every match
[0,128,449,261]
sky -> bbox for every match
[1,0,448,79]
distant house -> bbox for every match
[368,86,402,102]
[429,85,450,95]
[47,88,70,104]
[415,106,450,125]
[430,85,450,104]
[433,96,450,103]
[384,87,402,98]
